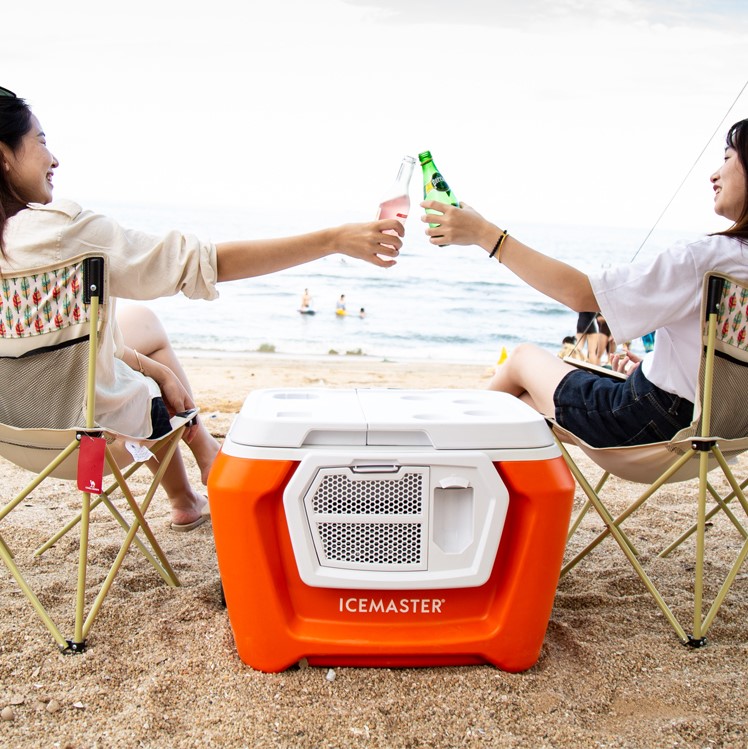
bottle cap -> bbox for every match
[418,151,432,165]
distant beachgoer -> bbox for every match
[419,117,748,448]
[336,294,347,316]
[595,313,616,362]
[575,311,600,363]
[359,307,366,318]
[0,87,403,529]
[300,288,312,310]
[642,331,656,352]
[558,335,585,362]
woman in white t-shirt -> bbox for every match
[420,119,748,448]
[0,87,403,530]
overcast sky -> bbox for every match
[4,0,748,234]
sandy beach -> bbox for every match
[0,353,747,748]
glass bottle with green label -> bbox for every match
[419,150,458,229]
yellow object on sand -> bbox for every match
[496,346,508,365]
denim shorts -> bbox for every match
[553,365,695,448]
[148,397,172,439]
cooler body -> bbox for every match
[208,388,575,673]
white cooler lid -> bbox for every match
[228,388,553,450]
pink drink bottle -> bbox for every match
[377,156,416,239]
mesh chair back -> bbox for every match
[0,347,88,429]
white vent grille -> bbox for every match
[317,522,423,565]
[305,468,428,571]
[312,472,424,515]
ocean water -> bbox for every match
[100,201,700,365]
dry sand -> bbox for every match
[0,354,747,748]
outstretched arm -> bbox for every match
[420,200,598,313]
[215,219,404,282]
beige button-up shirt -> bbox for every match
[3,199,219,437]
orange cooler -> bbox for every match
[208,388,575,673]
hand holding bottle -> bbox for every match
[420,200,500,250]
[331,218,404,268]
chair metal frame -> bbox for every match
[0,253,194,652]
[552,272,748,646]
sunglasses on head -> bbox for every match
[0,86,17,98]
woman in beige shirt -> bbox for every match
[0,87,403,530]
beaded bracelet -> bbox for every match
[488,229,508,261]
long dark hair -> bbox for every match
[0,95,33,257]
[715,118,748,241]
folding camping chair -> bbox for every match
[551,271,748,646]
[0,253,196,652]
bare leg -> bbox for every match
[488,343,576,416]
[577,332,602,364]
[590,333,608,364]
[117,305,221,485]
[576,333,589,362]
[150,448,209,527]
